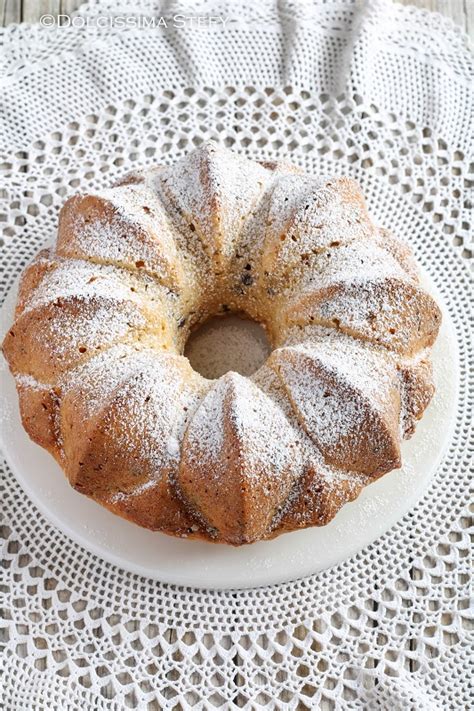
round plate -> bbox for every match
[0,272,458,590]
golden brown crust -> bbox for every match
[98,482,201,537]
[278,277,441,357]
[5,298,132,381]
[17,381,62,462]
[58,190,187,294]
[269,346,401,477]
[398,359,435,438]
[273,465,366,534]
[374,228,419,280]
[258,160,303,174]
[259,177,375,294]
[177,372,301,544]
[15,249,57,317]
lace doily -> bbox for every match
[1,1,472,708]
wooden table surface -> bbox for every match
[0,0,473,38]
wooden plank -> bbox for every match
[60,0,82,16]
[0,0,21,25]
[465,0,474,40]
[22,0,60,25]
[1,0,472,37]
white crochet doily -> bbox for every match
[0,1,472,709]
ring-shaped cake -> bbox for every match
[2,142,441,545]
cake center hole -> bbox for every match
[184,315,271,379]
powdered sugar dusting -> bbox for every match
[276,352,367,448]
[16,254,171,369]
[47,300,145,358]
[258,175,375,286]
[179,371,304,541]
[157,142,269,262]
[62,345,206,495]
[279,239,440,355]
[15,373,47,391]
[271,329,401,475]
[287,329,397,411]
[62,185,183,289]
[267,175,371,251]
[183,370,302,480]
[304,240,407,288]
[22,254,156,315]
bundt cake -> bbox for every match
[2,142,441,545]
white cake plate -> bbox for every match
[0,272,459,590]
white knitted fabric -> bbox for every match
[0,1,472,709]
